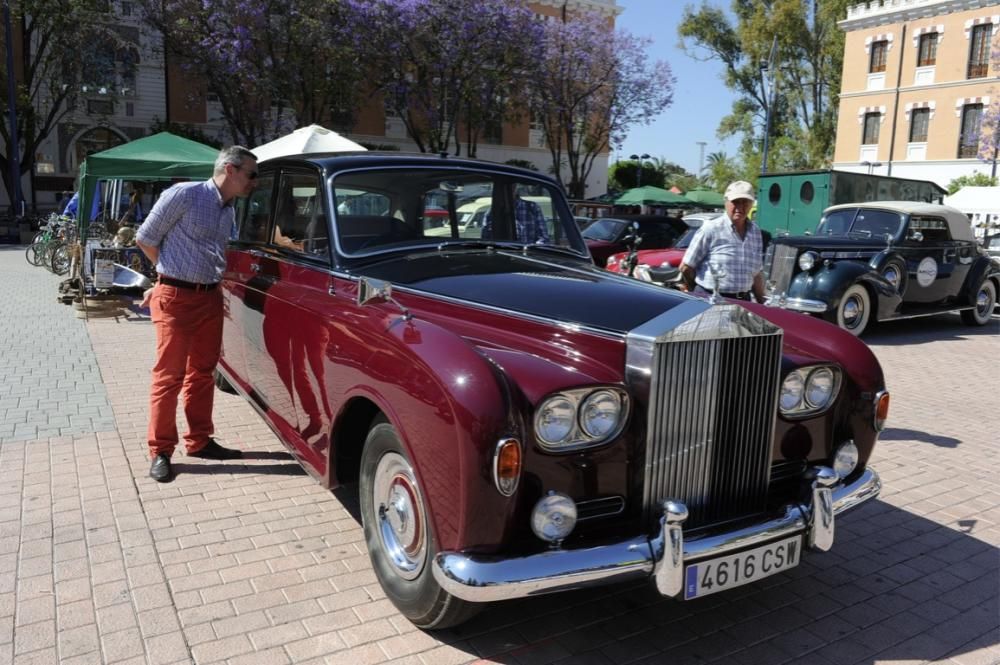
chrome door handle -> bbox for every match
[250,263,261,273]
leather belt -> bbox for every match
[159,276,218,292]
[694,284,752,301]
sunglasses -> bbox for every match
[235,165,259,180]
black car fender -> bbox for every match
[786,259,902,318]
[959,256,1000,305]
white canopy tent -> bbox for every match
[943,186,1000,239]
[252,124,367,162]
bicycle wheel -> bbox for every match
[49,241,70,275]
[25,242,46,267]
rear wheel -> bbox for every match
[359,420,478,629]
[960,279,996,326]
[49,242,70,275]
[826,283,871,336]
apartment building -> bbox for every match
[833,0,1000,188]
[7,0,620,212]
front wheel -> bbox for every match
[826,283,871,336]
[960,279,996,326]
[359,420,478,629]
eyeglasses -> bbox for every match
[234,165,259,180]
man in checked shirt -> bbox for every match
[678,180,766,304]
[135,146,258,482]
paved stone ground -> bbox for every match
[0,244,997,664]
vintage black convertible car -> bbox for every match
[764,201,999,335]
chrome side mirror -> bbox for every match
[357,277,411,320]
[357,277,392,306]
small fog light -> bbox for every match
[832,440,858,479]
[531,492,577,544]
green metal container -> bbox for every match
[755,170,946,236]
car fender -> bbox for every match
[959,256,1000,305]
[347,316,519,553]
[787,260,901,321]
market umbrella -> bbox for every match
[615,185,693,206]
[252,124,367,162]
[683,188,725,207]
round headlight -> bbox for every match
[579,390,621,439]
[780,371,805,411]
[535,396,575,444]
[805,367,836,408]
[832,440,859,479]
[798,251,818,271]
[531,492,577,543]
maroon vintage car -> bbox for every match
[217,153,888,629]
[582,214,689,265]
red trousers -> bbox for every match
[147,283,224,458]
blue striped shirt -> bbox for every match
[136,180,235,284]
[682,214,763,292]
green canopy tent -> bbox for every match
[614,185,693,206]
[682,187,725,208]
[76,132,219,238]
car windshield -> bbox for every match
[674,227,698,249]
[332,169,586,255]
[582,218,626,241]
[815,208,905,239]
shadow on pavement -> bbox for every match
[864,312,1000,346]
[421,499,997,665]
[170,461,306,477]
[878,427,961,448]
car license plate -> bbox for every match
[684,536,801,600]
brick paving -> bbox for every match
[0,244,997,664]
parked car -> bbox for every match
[582,214,688,265]
[604,214,711,277]
[764,201,999,335]
[218,153,888,629]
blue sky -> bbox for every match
[613,0,740,177]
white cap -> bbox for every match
[724,181,756,202]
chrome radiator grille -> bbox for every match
[764,244,799,295]
[642,325,783,529]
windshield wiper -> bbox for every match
[522,243,588,258]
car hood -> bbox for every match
[358,249,689,334]
[772,235,895,252]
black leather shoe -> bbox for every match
[187,438,242,460]
[149,454,173,482]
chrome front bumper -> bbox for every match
[765,294,829,313]
[432,466,880,602]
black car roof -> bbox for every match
[256,151,551,181]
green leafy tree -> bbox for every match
[678,0,850,175]
[946,172,998,195]
[0,0,125,206]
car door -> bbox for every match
[254,168,336,479]
[221,171,276,394]
[900,215,963,306]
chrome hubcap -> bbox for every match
[976,289,991,315]
[843,297,863,327]
[372,452,426,580]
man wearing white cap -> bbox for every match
[678,180,765,303]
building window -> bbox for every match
[862,112,881,145]
[909,108,930,142]
[967,24,992,79]
[869,40,888,73]
[917,33,938,67]
[958,104,983,158]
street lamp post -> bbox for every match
[629,153,649,188]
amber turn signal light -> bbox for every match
[493,438,522,497]
[874,391,890,432]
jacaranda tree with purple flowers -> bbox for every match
[976,38,1000,177]
[141,0,370,145]
[531,11,674,198]
[363,0,542,156]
